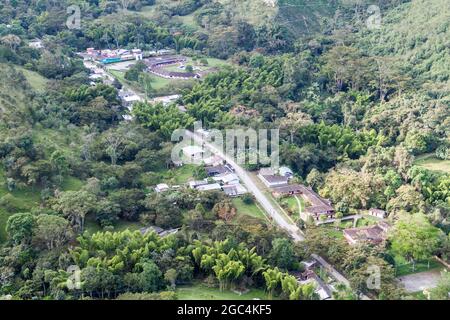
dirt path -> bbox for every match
[397,269,443,293]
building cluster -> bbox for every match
[157,145,248,198]
[257,167,335,221]
[188,162,248,197]
[81,48,143,64]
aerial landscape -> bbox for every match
[0,0,449,303]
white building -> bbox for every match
[188,180,208,189]
[203,155,223,166]
[196,183,222,192]
[29,39,43,49]
[182,146,204,161]
[155,183,170,193]
[258,173,288,188]
[213,173,240,185]
[222,183,247,197]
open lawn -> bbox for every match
[109,69,183,93]
[356,215,379,227]
[176,282,268,300]
[232,198,267,221]
[414,154,450,173]
[279,196,303,221]
[319,226,344,239]
[0,63,48,92]
[394,258,444,277]
[84,214,143,236]
[0,167,41,243]
[20,67,48,92]
[159,165,196,185]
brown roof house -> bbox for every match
[272,184,304,198]
[343,222,390,245]
[258,168,289,188]
[301,187,335,220]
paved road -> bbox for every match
[186,130,304,242]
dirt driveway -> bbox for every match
[397,269,443,292]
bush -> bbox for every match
[435,145,449,160]
[0,194,19,212]
[242,194,254,205]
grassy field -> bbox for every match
[84,214,143,236]
[279,196,304,221]
[20,67,48,92]
[0,167,41,242]
[392,253,445,277]
[176,282,268,300]
[159,165,196,185]
[109,69,181,92]
[232,198,267,221]
[0,63,48,92]
[414,154,450,173]
[355,215,379,228]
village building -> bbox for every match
[343,222,390,245]
[81,48,144,64]
[294,269,332,300]
[140,226,164,235]
[29,39,44,49]
[149,94,181,106]
[144,55,201,80]
[259,167,275,176]
[196,183,222,192]
[213,173,240,185]
[182,146,204,161]
[368,208,387,219]
[188,180,208,189]
[271,184,304,197]
[301,186,335,220]
[155,183,170,193]
[258,174,289,188]
[222,184,247,197]
[203,155,223,166]
[205,165,232,177]
[171,160,183,167]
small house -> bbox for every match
[182,145,204,161]
[343,222,390,245]
[196,183,222,192]
[222,183,247,197]
[205,165,231,177]
[155,183,170,193]
[258,174,289,189]
[188,180,208,189]
[368,208,387,219]
[272,184,304,197]
[213,173,239,185]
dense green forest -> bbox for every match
[0,0,449,300]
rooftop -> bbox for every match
[272,184,304,194]
[343,223,390,244]
[260,174,289,184]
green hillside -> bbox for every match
[358,0,450,89]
